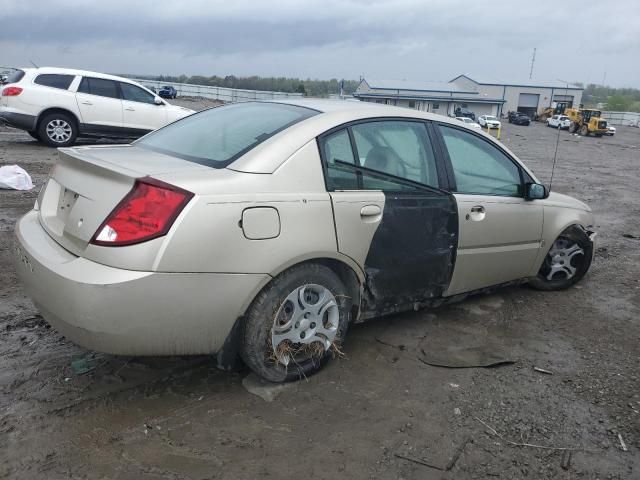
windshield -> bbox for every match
[463,118,473,123]
[136,102,318,167]
[485,116,497,121]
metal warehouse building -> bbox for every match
[354,75,583,119]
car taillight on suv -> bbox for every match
[91,177,193,247]
[2,86,23,96]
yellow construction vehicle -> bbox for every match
[566,108,608,136]
[536,101,567,122]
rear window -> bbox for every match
[3,70,25,84]
[34,74,75,90]
[135,102,318,168]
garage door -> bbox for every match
[553,94,574,107]
[518,93,540,108]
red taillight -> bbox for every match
[90,177,193,247]
[2,86,23,96]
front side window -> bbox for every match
[136,102,317,168]
[120,83,157,104]
[439,125,522,196]
[319,120,439,192]
[34,74,75,90]
[78,77,120,99]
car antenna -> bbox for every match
[548,79,570,192]
[29,60,39,68]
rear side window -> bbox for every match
[136,102,318,168]
[78,77,120,99]
[34,74,74,90]
[4,70,25,84]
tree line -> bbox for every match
[575,82,640,112]
[129,74,361,97]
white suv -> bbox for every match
[0,67,194,147]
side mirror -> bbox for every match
[154,96,163,105]
[525,183,549,200]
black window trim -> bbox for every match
[316,116,451,195]
[432,122,532,198]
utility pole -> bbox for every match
[529,48,536,79]
[602,71,607,86]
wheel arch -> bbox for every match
[36,107,81,132]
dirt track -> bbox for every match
[1,104,639,479]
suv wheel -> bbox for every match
[38,113,78,147]
[240,263,351,383]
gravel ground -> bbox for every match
[1,102,639,479]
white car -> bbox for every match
[547,115,571,129]
[477,115,501,129]
[606,126,616,136]
[0,67,194,147]
[455,116,481,129]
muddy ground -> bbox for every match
[1,102,639,479]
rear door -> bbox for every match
[75,77,123,130]
[434,123,543,295]
[318,119,458,317]
[120,82,166,132]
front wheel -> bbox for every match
[38,113,78,147]
[529,228,593,291]
[240,263,351,383]
[579,124,589,136]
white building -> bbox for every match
[354,75,583,119]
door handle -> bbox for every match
[466,205,486,221]
[360,204,382,222]
[81,101,93,105]
[125,107,135,111]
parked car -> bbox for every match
[508,111,531,125]
[0,67,194,147]
[454,107,475,120]
[14,100,595,382]
[455,116,481,129]
[478,115,502,129]
[547,115,571,129]
[158,85,177,99]
[606,125,616,136]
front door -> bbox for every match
[435,123,543,295]
[119,82,167,132]
[318,119,458,317]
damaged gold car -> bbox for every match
[14,100,595,382]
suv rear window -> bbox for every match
[35,74,75,90]
[135,102,318,168]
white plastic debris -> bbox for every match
[0,165,34,190]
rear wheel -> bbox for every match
[529,228,593,291]
[568,122,578,134]
[579,124,589,136]
[38,113,78,147]
[240,263,351,383]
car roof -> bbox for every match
[228,100,537,183]
[19,66,140,84]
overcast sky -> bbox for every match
[1,0,639,87]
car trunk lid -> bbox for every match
[38,145,207,257]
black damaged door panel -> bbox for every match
[362,191,458,317]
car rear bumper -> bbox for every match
[0,108,37,131]
[15,210,270,356]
